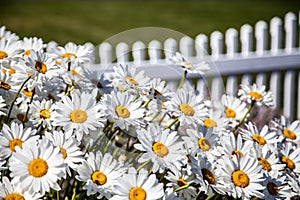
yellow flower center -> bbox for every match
[283,129,297,140]
[4,193,25,200]
[62,52,77,61]
[201,168,215,184]
[232,150,244,159]
[91,171,107,185]
[152,142,169,157]
[267,182,279,195]
[35,61,47,74]
[129,187,147,200]
[40,109,51,119]
[177,178,188,187]
[60,147,67,159]
[0,50,8,59]
[252,134,266,145]
[125,76,138,86]
[248,91,262,100]
[3,66,16,76]
[179,103,195,116]
[28,158,48,178]
[115,105,130,118]
[69,69,78,75]
[258,158,272,171]
[0,80,10,90]
[204,118,217,128]
[231,170,249,188]
[281,156,295,170]
[225,108,236,118]
[22,88,33,97]
[23,49,31,56]
[198,138,211,151]
[70,109,87,123]
[9,138,22,152]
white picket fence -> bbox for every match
[91,11,300,121]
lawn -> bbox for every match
[1,0,300,46]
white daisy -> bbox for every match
[219,155,265,199]
[203,109,229,133]
[134,124,184,173]
[0,95,7,116]
[221,95,248,128]
[280,142,300,174]
[110,167,164,200]
[238,83,273,107]
[9,138,66,195]
[0,26,19,41]
[30,99,54,129]
[163,187,181,200]
[169,52,210,74]
[146,78,171,101]
[165,88,208,126]
[45,130,84,171]
[0,177,42,200]
[52,90,104,140]
[75,151,126,199]
[240,122,281,147]
[101,90,145,130]
[277,116,300,144]
[20,37,44,57]
[0,39,22,64]
[0,122,39,160]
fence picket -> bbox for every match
[240,24,253,57]
[226,76,238,95]
[99,42,112,64]
[270,17,282,54]
[256,73,267,86]
[285,12,297,53]
[255,21,268,56]
[132,41,146,64]
[195,34,208,59]
[196,78,208,98]
[225,28,238,58]
[211,77,224,101]
[211,31,223,59]
[241,74,252,85]
[270,72,281,108]
[180,36,194,57]
[164,38,177,59]
[116,42,129,63]
[148,40,162,64]
[284,70,295,120]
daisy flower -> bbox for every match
[75,151,126,199]
[0,177,42,200]
[110,64,150,93]
[101,90,145,130]
[0,26,19,41]
[165,88,208,126]
[51,42,92,64]
[169,52,210,74]
[190,154,229,196]
[279,142,300,174]
[0,38,22,64]
[240,122,281,147]
[20,37,44,57]
[276,116,300,144]
[0,95,7,116]
[30,99,54,129]
[0,122,39,160]
[238,83,273,107]
[9,139,66,195]
[52,90,104,140]
[203,109,229,133]
[219,155,265,199]
[0,70,17,96]
[111,167,164,200]
[163,187,181,200]
[220,95,248,127]
[165,168,197,199]
[263,171,295,199]
[45,130,84,171]
[134,124,184,173]
[146,78,171,101]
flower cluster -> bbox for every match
[0,25,299,200]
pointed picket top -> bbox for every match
[255,20,268,56]
[116,42,129,63]
[210,31,223,59]
[180,36,194,57]
[132,41,146,64]
[240,24,253,57]
[225,28,238,58]
[285,12,297,53]
[99,42,112,64]
[148,40,162,64]
[270,17,282,54]
[195,34,208,59]
[164,38,177,60]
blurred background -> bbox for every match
[1,0,300,45]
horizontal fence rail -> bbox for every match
[89,11,300,121]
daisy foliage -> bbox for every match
[0,25,298,200]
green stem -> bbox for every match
[142,99,152,108]
[57,190,60,200]
[6,76,32,123]
[23,88,35,123]
[137,159,151,172]
[233,100,255,132]
[71,181,77,200]
[164,117,179,130]
[205,193,216,200]
[174,183,190,192]
[178,70,188,89]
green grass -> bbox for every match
[1,0,299,45]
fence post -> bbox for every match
[240,24,253,57]
[255,20,268,56]
[180,36,194,57]
[99,42,112,64]
[284,71,295,121]
[270,17,282,54]
[116,42,129,63]
[164,38,177,59]
[210,31,223,59]
[195,34,208,59]
[285,12,297,53]
[132,41,146,65]
[148,40,162,64]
